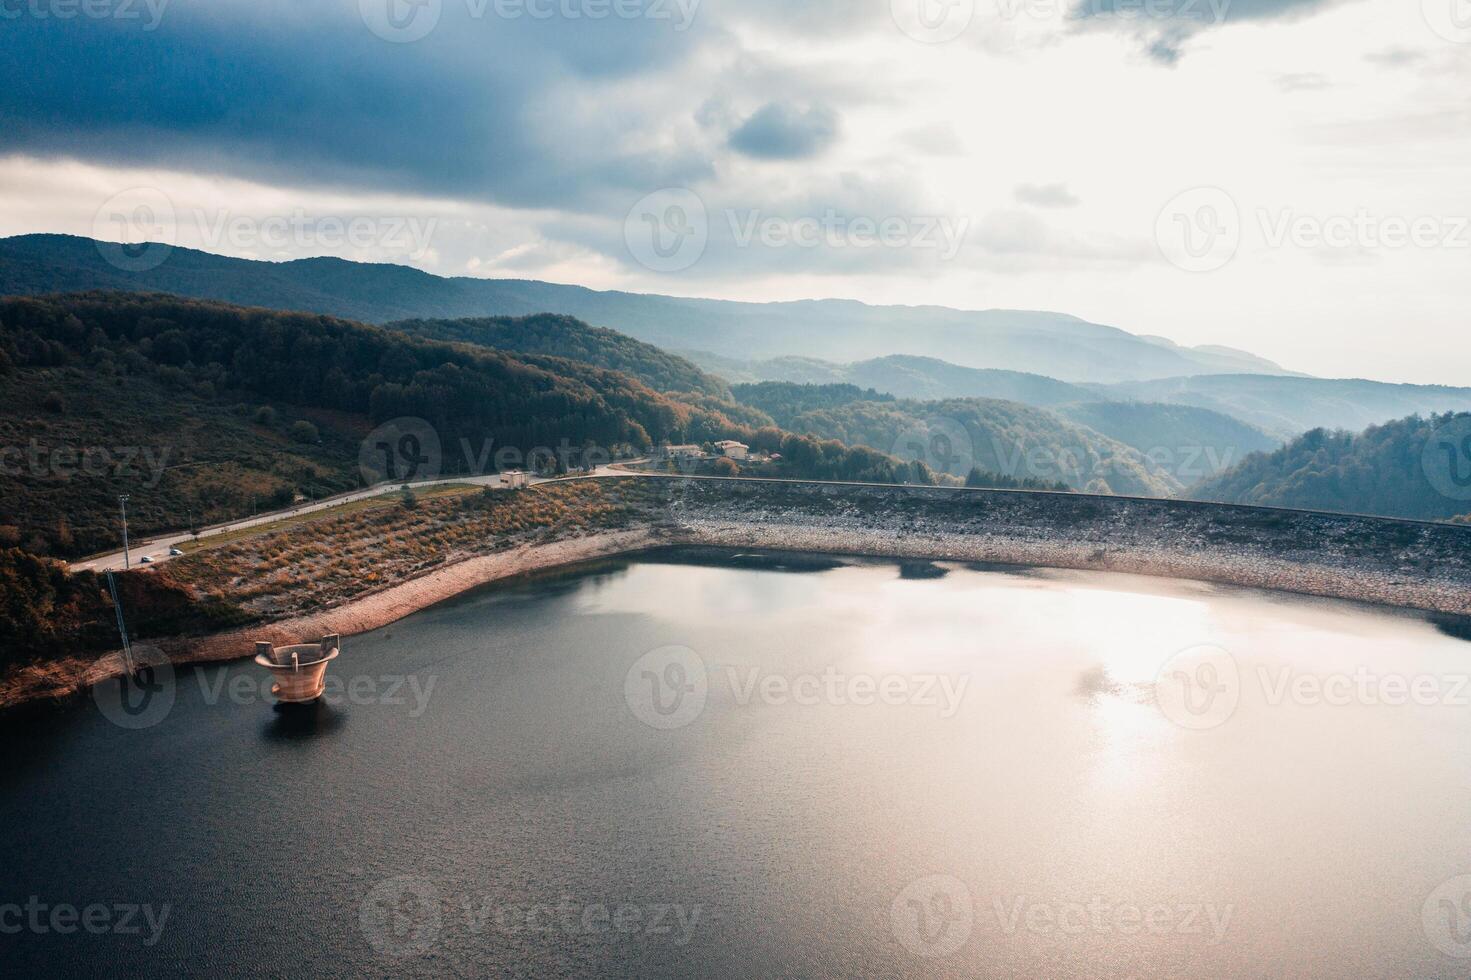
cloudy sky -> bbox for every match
[2,0,1469,383]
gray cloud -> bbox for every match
[1365,48,1427,69]
[1277,72,1331,91]
[728,102,841,160]
[1014,183,1081,209]
[1071,0,1355,63]
[0,1,717,210]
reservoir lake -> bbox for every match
[4,549,1471,978]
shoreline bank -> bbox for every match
[6,524,1469,714]
[0,528,663,712]
[7,474,1471,712]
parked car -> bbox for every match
[169,547,184,556]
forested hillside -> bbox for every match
[733,384,1179,496]
[1056,402,1279,481]
[388,313,730,398]
[0,293,937,556]
[1188,413,1471,521]
[732,382,895,423]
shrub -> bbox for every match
[289,420,320,444]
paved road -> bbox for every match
[69,467,622,573]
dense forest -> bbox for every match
[731,383,1178,496]
[388,313,731,398]
[1189,412,1471,521]
[0,293,942,556]
[731,381,895,424]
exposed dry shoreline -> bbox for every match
[0,528,664,710]
[6,476,1470,711]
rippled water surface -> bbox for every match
[5,551,1471,977]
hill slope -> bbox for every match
[0,293,939,557]
[1055,402,1280,481]
[1188,412,1471,522]
[387,314,730,398]
[733,384,1181,496]
[0,234,1294,384]
[697,351,1094,405]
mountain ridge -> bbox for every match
[1,234,1296,384]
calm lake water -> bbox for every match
[5,550,1471,978]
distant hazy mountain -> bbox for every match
[692,351,1095,405]
[1097,375,1471,442]
[0,234,1296,384]
[1055,402,1280,481]
[388,314,730,398]
[1189,413,1471,522]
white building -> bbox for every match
[655,444,704,461]
[714,440,749,460]
[503,470,529,489]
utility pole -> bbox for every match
[106,570,135,676]
[118,494,131,570]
